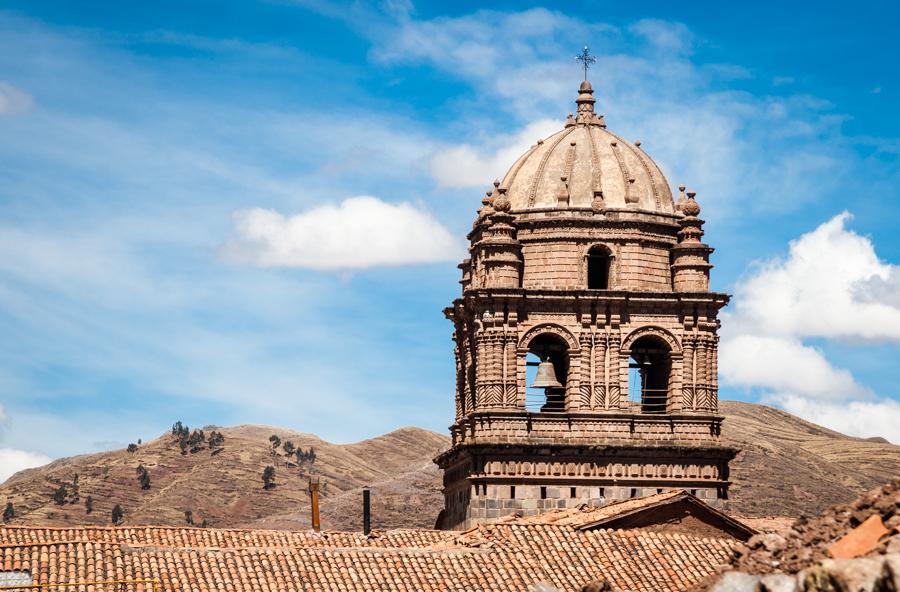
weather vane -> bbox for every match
[575,45,596,81]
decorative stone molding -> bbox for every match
[620,325,683,355]
[516,322,581,352]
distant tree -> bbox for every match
[282,440,295,458]
[3,502,14,522]
[307,448,316,465]
[171,421,189,438]
[52,485,67,506]
[199,519,208,528]
[70,473,80,500]
[187,429,205,453]
[184,510,193,525]
[85,496,94,514]
[136,465,151,490]
[269,435,281,455]
[127,443,138,454]
[178,437,189,455]
[262,466,276,490]
[207,431,225,449]
[111,504,124,525]
[137,438,142,445]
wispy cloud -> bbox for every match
[0,81,32,116]
[368,9,861,219]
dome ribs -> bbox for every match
[615,133,664,211]
[501,139,542,195]
[526,126,577,208]
[587,126,604,201]
[608,139,635,205]
[500,82,676,214]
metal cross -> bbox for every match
[575,45,596,80]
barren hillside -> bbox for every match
[720,400,900,517]
[0,402,896,530]
[0,424,448,531]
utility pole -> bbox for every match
[308,477,321,532]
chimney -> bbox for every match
[362,487,371,535]
[308,477,321,532]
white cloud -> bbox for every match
[719,212,900,442]
[719,335,869,401]
[429,119,559,188]
[729,212,900,341]
[0,405,52,482]
[0,448,52,483]
[223,196,462,269]
[776,395,900,444]
[0,82,33,116]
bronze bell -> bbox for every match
[531,359,563,389]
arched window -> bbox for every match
[627,335,672,414]
[524,333,568,412]
[587,246,610,289]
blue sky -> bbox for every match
[1,0,899,478]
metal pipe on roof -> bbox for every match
[363,487,371,536]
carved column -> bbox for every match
[453,336,464,419]
[681,334,695,410]
[695,336,709,411]
[594,328,607,409]
[504,311,519,407]
[709,335,719,411]
[607,328,623,408]
[464,320,477,412]
[578,328,593,411]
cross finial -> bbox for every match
[575,45,596,81]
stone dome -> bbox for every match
[499,81,675,215]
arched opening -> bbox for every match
[525,333,569,412]
[587,246,610,289]
[627,335,672,414]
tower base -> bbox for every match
[434,442,737,531]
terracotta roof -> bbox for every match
[0,524,453,549]
[0,522,736,591]
[497,490,689,527]
[490,491,756,541]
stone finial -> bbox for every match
[591,190,605,212]
[675,184,687,212]
[494,187,511,212]
[557,176,570,208]
[482,190,493,207]
[565,112,575,127]
[683,190,701,217]
[575,80,596,125]
[634,140,642,148]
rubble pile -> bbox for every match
[732,478,900,575]
[703,479,900,591]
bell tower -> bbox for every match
[434,78,736,530]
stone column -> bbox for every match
[594,327,607,410]
[464,321,477,412]
[709,335,719,411]
[578,328,593,411]
[453,337,464,419]
[607,328,623,408]
[695,336,709,411]
[681,334,695,411]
